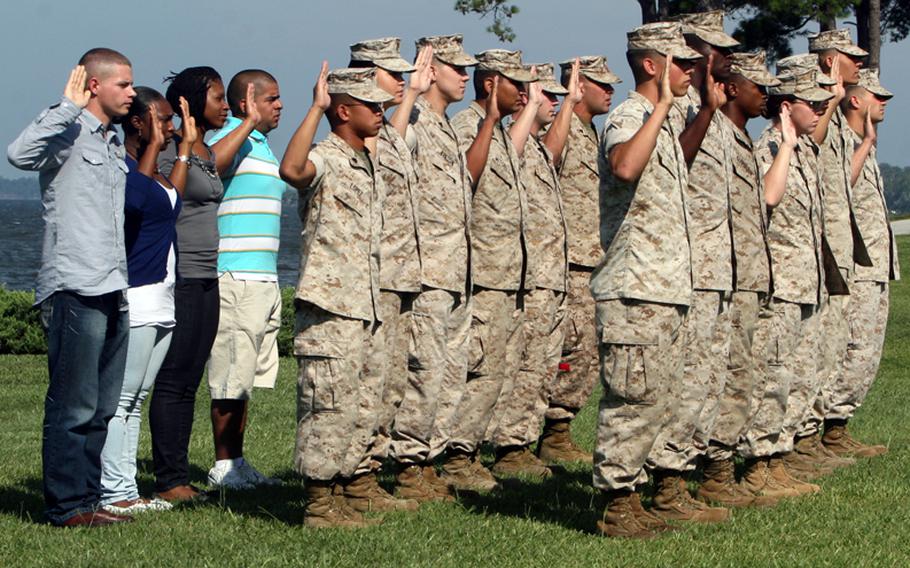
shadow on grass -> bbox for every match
[0,477,43,522]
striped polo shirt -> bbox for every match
[210,117,286,281]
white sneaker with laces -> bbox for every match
[208,462,255,490]
[235,458,281,486]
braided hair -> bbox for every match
[122,86,165,136]
[164,66,222,130]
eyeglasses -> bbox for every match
[343,101,384,112]
[794,98,829,113]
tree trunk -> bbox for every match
[819,16,837,32]
[857,0,882,70]
[637,0,671,23]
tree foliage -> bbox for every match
[454,0,520,43]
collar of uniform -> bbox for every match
[721,112,752,149]
[469,100,487,120]
[629,90,656,114]
[326,131,373,170]
[415,95,457,139]
[223,116,267,143]
[570,111,597,143]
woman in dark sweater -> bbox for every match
[149,67,230,502]
[99,87,192,513]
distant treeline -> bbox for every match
[4,164,910,215]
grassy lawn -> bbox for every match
[2,239,910,567]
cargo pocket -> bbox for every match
[466,321,486,377]
[294,333,345,413]
[600,325,659,405]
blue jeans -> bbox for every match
[40,290,129,525]
[100,325,172,505]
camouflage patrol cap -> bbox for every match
[475,49,536,82]
[671,10,739,48]
[559,56,622,85]
[349,37,416,73]
[527,63,568,95]
[326,68,394,104]
[777,53,836,86]
[627,22,703,60]
[416,34,478,67]
[857,68,893,99]
[808,28,868,57]
[769,68,835,103]
[730,50,780,87]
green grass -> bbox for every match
[2,240,910,567]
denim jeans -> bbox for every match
[100,325,172,505]
[40,290,129,525]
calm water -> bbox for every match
[0,198,304,291]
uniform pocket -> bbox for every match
[601,342,657,404]
[297,356,337,412]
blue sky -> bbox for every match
[2,0,907,176]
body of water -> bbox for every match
[0,198,304,291]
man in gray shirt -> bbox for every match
[7,48,136,528]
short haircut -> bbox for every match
[816,49,839,72]
[473,69,496,100]
[626,49,660,84]
[78,47,131,80]
[226,69,278,116]
[164,66,222,130]
[122,86,166,136]
[841,84,866,113]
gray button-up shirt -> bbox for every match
[7,97,128,304]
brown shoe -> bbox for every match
[343,472,419,513]
[153,484,208,504]
[60,509,133,527]
[628,491,675,533]
[595,490,659,539]
[697,457,755,508]
[651,471,729,523]
[395,464,454,503]
[303,480,372,528]
[792,434,854,470]
[536,418,590,464]
[823,420,888,458]
[421,465,456,500]
[768,455,821,496]
[740,457,798,504]
[492,446,552,479]
[441,452,499,492]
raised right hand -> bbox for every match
[178,96,198,147]
[659,53,674,106]
[313,61,331,111]
[147,102,166,148]
[63,65,91,108]
[486,75,502,122]
[409,46,434,95]
[780,104,797,148]
[566,58,583,105]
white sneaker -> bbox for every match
[235,458,281,486]
[103,497,173,515]
[208,463,255,490]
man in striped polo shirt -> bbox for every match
[206,69,285,489]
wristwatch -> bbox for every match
[177,154,191,164]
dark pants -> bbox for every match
[149,278,219,492]
[41,290,129,525]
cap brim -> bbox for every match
[346,87,395,104]
[582,70,622,85]
[796,87,835,103]
[691,29,740,49]
[500,68,537,83]
[740,70,780,87]
[837,45,869,58]
[437,53,478,67]
[540,80,569,95]
[669,45,704,60]
[817,72,836,86]
[866,85,894,99]
[375,58,417,73]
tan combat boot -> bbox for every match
[343,472,419,513]
[492,446,553,479]
[740,457,799,505]
[768,455,821,496]
[441,451,499,492]
[651,471,730,523]
[697,457,755,508]
[304,481,370,528]
[628,491,675,533]
[395,464,455,503]
[536,418,590,464]
[596,490,659,539]
[796,433,856,469]
[823,419,888,458]
[782,437,833,481]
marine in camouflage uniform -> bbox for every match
[592,23,709,538]
[282,68,390,527]
[442,49,533,490]
[651,10,739,482]
[698,51,783,506]
[390,35,475,499]
[821,69,897,458]
[739,69,833,496]
[486,64,572,478]
[538,55,620,463]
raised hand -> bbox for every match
[63,65,91,108]
[313,61,330,111]
[243,82,262,124]
[486,75,502,121]
[780,103,797,148]
[659,53,674,106]
[147,102,166,148]
[409,45,434,95]
[527,67,544,109]
[829,53,845,102]
[863,106,877,143]
[703,54,726,111]
[566,58,583,106]
[178,96,198,146]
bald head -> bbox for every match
[227,69,278,116]
[78,47,131,82]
